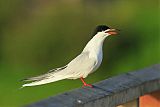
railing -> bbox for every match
[26,64,160,107]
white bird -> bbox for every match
[22,25,118,88]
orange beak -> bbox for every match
[105,29,119,35]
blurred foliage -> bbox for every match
[0,0,159,106]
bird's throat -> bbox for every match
[83,35,105,59]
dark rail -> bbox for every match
[26,64,160,107]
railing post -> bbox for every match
[140,90,160,107]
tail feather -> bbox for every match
[22,76,66,87]
[21,73,50,82]
[21,65,68,87]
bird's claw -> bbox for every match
[82,84,93,88]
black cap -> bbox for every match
[92,25,110,36]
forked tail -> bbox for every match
[22,76,66,87]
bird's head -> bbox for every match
[93,25,118,38]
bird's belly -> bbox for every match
[67,61,102,79]
[92,58,102,73]
[90,52,103,74]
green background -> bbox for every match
[0,0,159,107]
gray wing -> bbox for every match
[62,52,97,79]
[22,52,96,82]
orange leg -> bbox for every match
[80,77,93,88]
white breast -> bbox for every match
[82,32,108,74]
[89,46,103,74]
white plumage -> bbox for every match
[22,25,117,87]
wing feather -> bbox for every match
[64,52,97,79]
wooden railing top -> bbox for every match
[26,64,160,107]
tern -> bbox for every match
[22,25,118,88]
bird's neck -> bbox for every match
[82,34,107,58]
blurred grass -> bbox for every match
[0,0,159,107]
